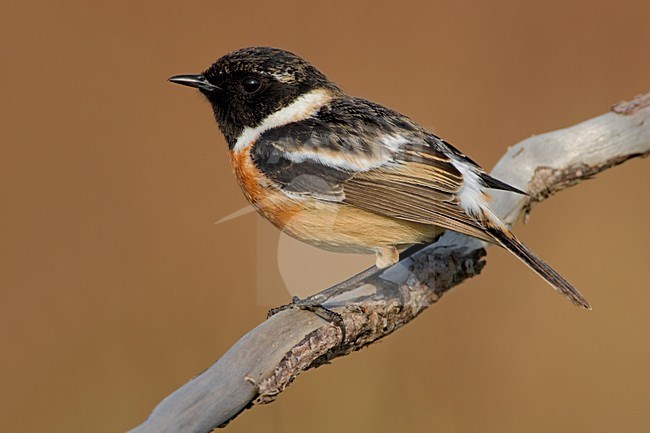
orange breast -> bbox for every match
[229,143,300,230]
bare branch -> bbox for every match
[127,91,650,433]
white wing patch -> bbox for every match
[283,134,405,172]
[450,158,489,215]
[233,89,333,154]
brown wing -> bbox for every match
[251,97,498,243]
[342,144,494,243]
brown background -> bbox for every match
[2,1,650,432]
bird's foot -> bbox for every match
[268,296,346,343]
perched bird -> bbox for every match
[169,46,589,309]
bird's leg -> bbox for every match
[375,246,399,269]
[270,246,399,309]
[267,261,388,343]
[268,247,406,342]
[301,264,381,305]
[267,296,347,342]
[267,265,382,343]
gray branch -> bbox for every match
[127,91,650,433]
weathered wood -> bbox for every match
[127,91,650,433]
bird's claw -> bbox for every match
[268,296,346,343]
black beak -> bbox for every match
[168,74,220,91]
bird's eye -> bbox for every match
[242,77,262,93]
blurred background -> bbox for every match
[1,1,650,432]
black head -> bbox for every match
[169,47,339,147]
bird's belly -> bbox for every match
[243,186,441,253]
[269,197,442,254]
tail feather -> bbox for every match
[484,221,590,309]
[479,173,528,195]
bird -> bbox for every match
[169,46,589,309]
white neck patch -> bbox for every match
[233,89,332,153]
